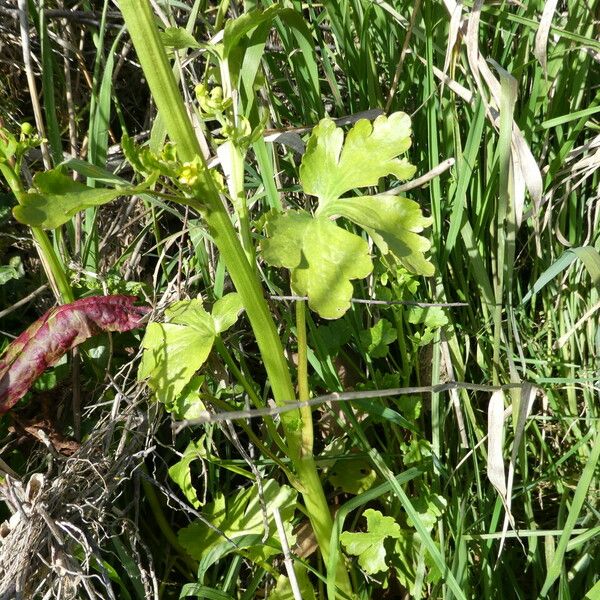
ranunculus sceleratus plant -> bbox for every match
[2,2,434,597]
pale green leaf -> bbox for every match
[0,256,24,286]
[211,293,244,334]
[168,438,205,508]
[325,194,434,276]
[166,299,216,334]
[261,211,372,319]
[138,322,213,404]
[402,439,433,466]
[13,170,143,229]
[340,509,401,574]
[301,112,416,208]
[138,300,216,405]
[178,480,297,562]
[406,306,448,328]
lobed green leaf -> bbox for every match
[13,169,146,229]
[324,194,434,276]
[261,211,372,319]
[301,112,416,208]
[340,508,401,574]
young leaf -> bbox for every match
[300,112,416,208]
[340,509,401,574]
[0,256,24,286]
[323,195,434,276]
[13,169,146,229]
[406,306,448,328]
[0,296,149,413]
[170,375,207,420]
[168,437,205,508]
[177,479,297,563]
[261,211,372,319]
[138,294,243,404]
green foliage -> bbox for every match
[269,564,316,600]
[3,0,599,598]
[160,27,201,50]
[300,113,415,206]
[360,318,397,358]
[0,256,24,285]
[177,479,297,565]
[168,438,206,509]
[262,211,372,319]
[138,295,243,407]
[340,509,401,574]
[262,112,433,318]
[326,194,435,276]
[13,170,146,229]
[329,457,377,494]
[392,493,447,593]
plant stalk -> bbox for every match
[118,2,351,593]
[0,162,73,303]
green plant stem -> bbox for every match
[214,336,288,455]
[0,162,73,303]
[295,300,352,593]
[119,2,351,593]
[220,140,255,267]
[295,299,312,451]
[31,227,74,303]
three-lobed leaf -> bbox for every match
[261,112,433,319]
[340,508,402,574]
[138,294,243,406]
[261,211,372,319]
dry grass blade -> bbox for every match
[499,383,537,556]
[534,0,560,75]
[487,390,508,504]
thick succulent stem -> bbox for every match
[118,1,352,594]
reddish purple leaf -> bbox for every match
[0,295,150,414]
